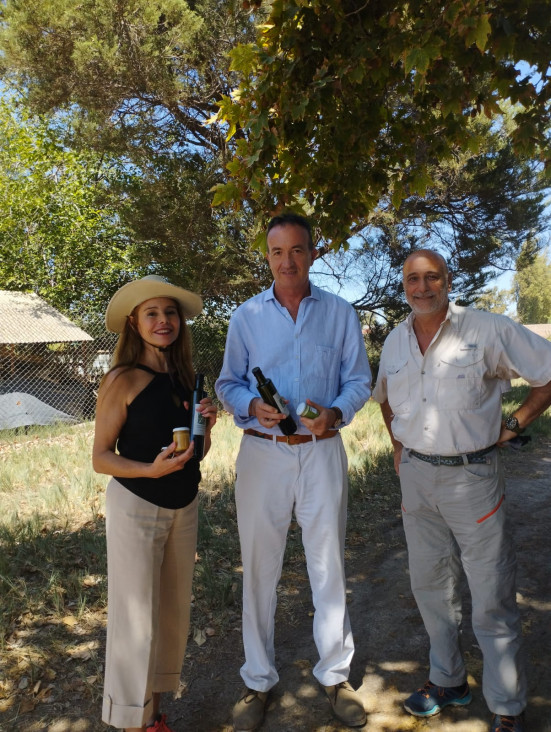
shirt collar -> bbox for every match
[263,280,321,303]
[405,299,458,334]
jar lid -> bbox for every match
[173,427,190,432]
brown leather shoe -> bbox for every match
[232,687,269,731]
[323,681,367,727]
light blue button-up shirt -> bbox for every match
[215,282,372,434]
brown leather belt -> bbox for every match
[243,428,337,445]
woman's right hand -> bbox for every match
[148,441,195,478]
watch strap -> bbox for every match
[505,415,525,435]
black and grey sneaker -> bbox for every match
[404,680,472,717]
[490,713,525,732]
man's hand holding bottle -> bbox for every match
[249,397,288,429]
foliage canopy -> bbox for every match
[213,0,551,247]
[514,245,551,324]
[0,96,147,322]
[0,0,549,323]
[310,112,548,328]
[0,0,272,314]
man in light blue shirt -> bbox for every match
[216,213,371,731]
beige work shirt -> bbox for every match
[372,302,551,455]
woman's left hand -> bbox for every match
[197,397,217,432]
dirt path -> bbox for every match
[163,441,551,732]
[7,442,550,732]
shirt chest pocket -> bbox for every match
[308,344,339,395]
[312,344,338,376]
[435,348,484,410]
[386,359,410,415]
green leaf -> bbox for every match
[229,44,259,75]
[211,182,241,206]
[441,98,463,118]
[251,230,267,252]
[466,14,492,52]
[404,48,430,76]
[348,65,364,84]
[409,169,433,197]
[226,159,242,175]
[391,183,404,210]
[249,168,264,191]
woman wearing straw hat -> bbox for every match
[93,275,217,732]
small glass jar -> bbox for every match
[173,427,190,454]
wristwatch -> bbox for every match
[505,415,525,435]
[332,407,343,428]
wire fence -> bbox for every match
[0,316,228,436]
[0,303,384,438]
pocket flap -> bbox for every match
[440,348,482,368]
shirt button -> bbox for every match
[422,398,427,402]
[421,370,425,375]
[424,426,429,431]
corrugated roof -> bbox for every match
[0,290,93,344]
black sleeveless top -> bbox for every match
[114,365,201,509]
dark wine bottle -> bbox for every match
[191,373,207,459]
[252,366,297,436]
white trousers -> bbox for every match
[235,433,354,691]
[102,479,198,729]
[399,449,526,715]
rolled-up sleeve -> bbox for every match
[494,317,551,385]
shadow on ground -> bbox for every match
[2,443,551,731]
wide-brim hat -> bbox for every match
[105,275,203,333]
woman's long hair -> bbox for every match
[103,299,195,391]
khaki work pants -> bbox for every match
[400,449,526,716]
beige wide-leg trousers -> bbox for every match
[102,479,198,730]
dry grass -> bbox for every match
[0,403,396,727]
[2,386,547,728]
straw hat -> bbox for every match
[105,275,203,333]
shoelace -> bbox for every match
[242,689,264,704]
[417,680,470,700]
[495,717,519,731]
[418,681,436,698]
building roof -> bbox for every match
[523,323,551,339]
[0,290,93,344]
